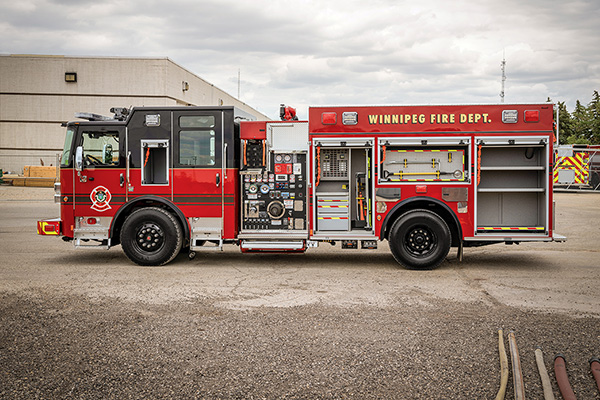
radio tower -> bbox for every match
[500,53,506,103]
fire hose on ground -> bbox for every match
[509,331,526,400]
[591,357,600,393]
[554,354,577,400]
[495,330,598,399]
[535,347,555,400]
[495,329,509,400]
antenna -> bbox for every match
[500,52,506,103]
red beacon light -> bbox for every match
[321,112,337,125]
[524,110,540,122]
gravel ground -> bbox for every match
[1,186,599,399]
[1,292,599,399]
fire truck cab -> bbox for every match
[38,103,565,269]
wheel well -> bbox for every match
[110,196,189,247]
[381,197,461,247]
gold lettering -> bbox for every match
[450,114,455,123]
[468,114,474,123]
[412,114,418,124]
[483,113,489,123]
[405,114,411,124]
[442,114,449,124]
[368,115,378,124]
[460,114,467,123]
[431,114,437,124]
[419,114,425,124]
[384,115,391,124]
[474,114,481,123]
[392,115,399,124]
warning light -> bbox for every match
[524,110,540,122]
[502,110,518,123]
[87,217,97,225]
[321,112,337,125]
[416,185,427,194]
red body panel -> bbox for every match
[309,104,554,134]
[308,104,555,241]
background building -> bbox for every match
[0,55,270,173]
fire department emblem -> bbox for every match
[90,186,112,212]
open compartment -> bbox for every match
[314,143,373,233]
[476,139,548,232]
[141,139,169,185]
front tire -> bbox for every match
[120,207,183,266]
[388,209,451,270]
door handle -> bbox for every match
[216,173,221,187]
[120,173,125,187]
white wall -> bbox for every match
[0,55,269,173]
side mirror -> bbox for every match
[75,146,83,172]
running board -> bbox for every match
[73,237,109,250]
[240,240,307,253]
[190,238,223,251]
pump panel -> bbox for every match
[241,152,307,234]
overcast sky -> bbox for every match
[2,0,599,119]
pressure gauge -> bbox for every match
[283,154,292,163]
[275,154,283,163]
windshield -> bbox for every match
[61,127,75,167]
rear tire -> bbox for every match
[120,207,183,266]
[388,209,451,270]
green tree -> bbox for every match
[555,101,573,144]
[588,90,600,143]
[549,91,600,145]
[568,100,592,144]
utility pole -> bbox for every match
[500,52,506,103]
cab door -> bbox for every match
[73,126,126,245]
[172,111,224,246]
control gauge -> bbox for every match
[275,154,283,163]
[267,201,285,219]
[248,184,258,194]
[283,154,292,163]
[260,184,270,194]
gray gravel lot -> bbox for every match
[1,186,599,399]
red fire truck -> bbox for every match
[37,103,565,269]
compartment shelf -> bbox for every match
[479,166,545,171]
[478,188,545,193]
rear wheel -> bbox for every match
[388,209,451,270]
[120,207,183,266]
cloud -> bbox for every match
[1,0,599,119]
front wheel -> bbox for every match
[120,207,183,266]
[388,209,451,270]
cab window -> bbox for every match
[178,115,216,167]
[81,131,120,167]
